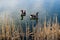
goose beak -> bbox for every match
[30,16,32,18]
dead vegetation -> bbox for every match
[0,15,60,40]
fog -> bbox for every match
[0,0,60,25]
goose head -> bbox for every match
[30,12,39,19]
[21,10,26,16]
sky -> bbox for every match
[0,0,60,23]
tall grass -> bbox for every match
[0,15,60,40]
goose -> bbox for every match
[21,10,26,20]
[30,12,39,20]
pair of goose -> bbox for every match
[21,10,39,20]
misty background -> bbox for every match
[0,0,60,27]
